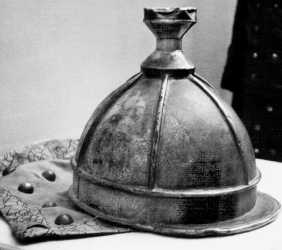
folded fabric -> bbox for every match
[0,139,132,242]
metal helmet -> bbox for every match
[69,7,280,237]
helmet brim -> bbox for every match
[68,189,280,237]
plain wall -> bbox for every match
[0,0,237,153]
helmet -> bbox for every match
[69,7,280,237]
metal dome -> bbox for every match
[69,7,280,237]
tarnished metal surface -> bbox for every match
[69,7,280,237]
[78,75,162,186]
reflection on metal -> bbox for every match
[69,7,280,237]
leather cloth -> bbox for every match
[221,0,282,161]
[0,139,132,242]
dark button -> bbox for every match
[256,3,261,8]
[2,165,16,176]
[270,149,277,156]
[266,106,273,112]
[274,3,279,8]
[254,148,260,155]
[42,201,57,208]
[18,183,34,194]
[55,214,74,225]
[42,170,56,182]
[272,53,278,60]
[253,52,258,59]
[254,25,259,32]
[254,124,261,131]
[251,73,256,80]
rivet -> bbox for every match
[2,165,16,176]
[42,170,56,182]
[18,183,34,194]
[42,201,57,208]
[55,214,74,225]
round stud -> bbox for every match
[42,170,56,182]
[266,106,273,112]
[251,73,256,81]
[55,214,74,225]
[270,149,277,157]
[42,201,57,208]
[254,25,259,32]
[2,165,16,176]
[272,53,278,60]
[18,183,34,194]
[253,52,258,59]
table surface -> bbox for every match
[0,159,281,250]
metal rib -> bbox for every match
[191,74,249,184]
[148,74,169,189]
[72,165,260,197]
[76,72,142,162]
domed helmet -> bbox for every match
[69,7,280,237]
